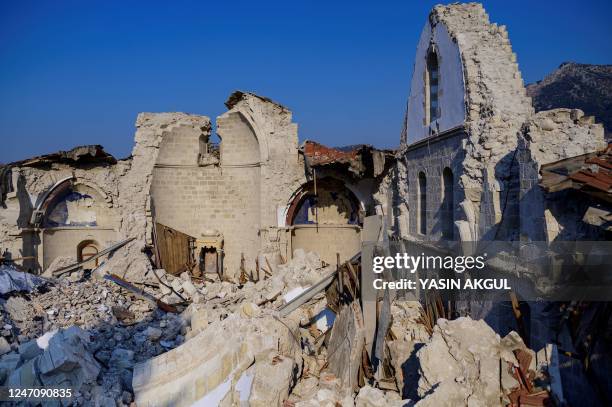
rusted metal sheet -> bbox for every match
[301,140,394,177]
[540,143,612,203]
[155,223,195,276]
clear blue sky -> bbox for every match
[1,0,610,163]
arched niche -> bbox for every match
[285,177,363,265]
[43,183,112,228]
[285,178,362,227]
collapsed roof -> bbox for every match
[7,145,117,168]
[301,140,394,178]
[540,143,612,203]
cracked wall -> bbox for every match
[518,108,607,241]
[396,3,606,243]
[0,160,122,272]
[149,93,306,278]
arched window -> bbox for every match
[426,50,440,124]
[442,167,454,239]
[418,172,427,235]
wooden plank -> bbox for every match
[155,223,195,275]
[104,273,178,313]
[278,271,337,317]
[53,237,136,277]
[361,215,382,359]
[325,301,365,392]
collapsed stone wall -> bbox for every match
[521,108,606,171]
[150,93,306,278]
[223,92,306,254]
[0,162,122,272]
[518,108,607,241]
[0,113,201,279]
[100,113,209,281]
[2,91,382,280]
[433,3,533,192]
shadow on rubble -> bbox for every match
[0,270,187,406]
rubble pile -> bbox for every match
[0,264,48,295]
[160,249,333,328]
[412,318,555,407]
[0,274,185,405]
[0,250,558,407]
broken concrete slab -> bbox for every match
[17,338,43,361]
[324,301,365,392]
[0,352,20,383]
[415,317,500,406]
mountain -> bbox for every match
[526,62,612,139]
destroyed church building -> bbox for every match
[0,2,611,407]
[0,91,394,281]
[397,4,609,243]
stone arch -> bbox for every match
[156,123,207,166]
[285,177,362,226]
[218,109,270,165]
[285,177,362,265]
[219,111,262,166]
[43,182,110,228]
[77,239,100,268]
[215,109,263,275]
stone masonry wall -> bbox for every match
[399,3,534,242]
[0,163,121,272]
[150,93,305,278]
[402,131,466,240]
[98,113,210,281]
[518,108,607,241]
[224,93,306,252]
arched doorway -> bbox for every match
[77,240,99,269]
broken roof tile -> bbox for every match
[301,140,394,178]
[540,143,612,202]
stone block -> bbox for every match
[18,339,43,361]
[0,337,11,356]
[249,352,295,407]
